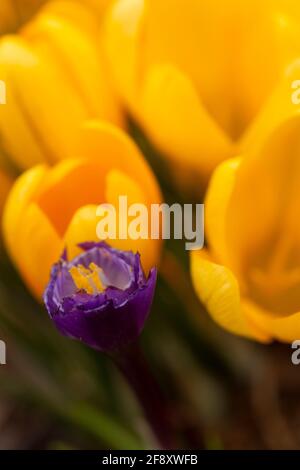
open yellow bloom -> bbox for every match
[3,121,162,298]
[191,102,300,343]
[104,0,300,184]
[0,0,122,173]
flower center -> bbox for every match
[69,263,105,295]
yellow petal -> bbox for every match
[105,169,159,273]
[105,168,146,206]
[190,249,270,342]
[227,114,300,290]
[0,0,46,34]
[0,34,90,167]
[16,202,63,298]
[36,0,100,36]
[64,204,99,260]
[205,157,241,264]
[144,0,239,138]
[0,0,17,34]
[0,169,12,217]
[242,58,300,153]
[23,10,123,126]
[235,0,300,137]
[3,164,48,262]
[73,120,162,207]
[12,0,45,25]
[36,158,106,236]
[243,300,300,343]
[81,0,111,15]
[0,37,50,169]
[73,121,162,272]
[140,64,234,181]
[103,0,145,105]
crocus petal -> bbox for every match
[243,300,300,343]
[104,168,159,274]
[143,0,239,137]
[0,35,88,167]
[73,120,162,207]
[235,1,300,135]
[23,9,122,126]
[191,249,270,342]
[9,0,46,26]
[103,0,145,105]
[3,164,48,261]
[140,64,234,181]
[36,159,106,236]
[205,157,241,264]
[38,0,100,35]
[0,37,49,168]
[0,169,12,217]
[0,0,16,34]
[64,204,99,260]
[226,115,300,311]
[16,202,63,297]
[0,0,45,34]
[242,58,300,154]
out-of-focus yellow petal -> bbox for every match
[226,115,300,315]
[0,0,16,34]
[82,0,111,14]
[205,157,241,264]
[73,120,162,206]
[11,1,46,25]
[23,10,122,126]
[105,169,159,273]
[17,202,63,298]
[242,59,300,153]
[227,115,300,282]
[0,168,12,217]
[235,0,300,137]
[103,0,145,105]
[0,0,45,34]
[144,0,240,138]
[3,164,48,261]
[36,159,106,236]
[243,300,300,343]
[105,169,145,206]
[191,249,270,342]
[0,37,49,169]
[37,1,100,35]
[0,34,88,167]
[140,64,234,181]
[59,160,161,274]
[64,204,99,260]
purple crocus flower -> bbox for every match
[44,242,157,353]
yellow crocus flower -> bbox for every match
[104,0,300,185]
[3,120,162,298]
[0,0,122,173]
[191,103,300,343]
